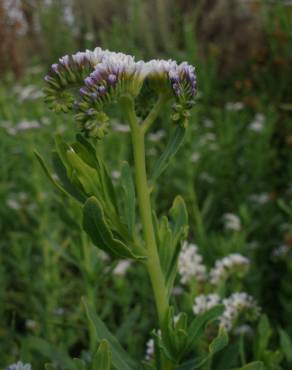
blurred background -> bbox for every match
[0,0,292,367]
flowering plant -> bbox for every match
[34,47,266,370]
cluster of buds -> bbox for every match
[209,254,250,286]
[178,243,249,287]
[192,292,260,332]
[178,242,207,284]
[220,292,260,331]
[192,293,221,315]
[44,47,197,138]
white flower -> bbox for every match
[6,362,31,370]
[145,338,155,360]
[225,102,244,111]
[249,193,270,204]
[111,170,121,180]
[25,319,37,330]
[220,292,260,331]
[223,213,241,231]
[272,245,290,257]
[147,130,166,142]
[178,242,207,284]
[210,254,250,286]
[145,330,161,360]
[113,260,131,276]
[191,152,200,163]
[192,294,221,315]
[249,113,265,132]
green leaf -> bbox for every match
[83,196,145,259]
[73,358,87,370]
[151,126,186,182]
[279,329,292,362]
[165,196,189,288]
[121,161,136,238]
[93,340,111,370]
[185,305,225,353]
[175,328,228,370]
[230,361,264,370]
[45,365,57,370]
[52,151,86,202]
[34,151,69,197]
[254,314,272,358]
[209,327,229,355]
[27,336,75,368]
[83,297,137,370]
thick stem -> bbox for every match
[125,100,169,326]
[122,96,174,370]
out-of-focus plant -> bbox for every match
[29,45,276,370]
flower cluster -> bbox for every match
[192,292,260,332]
[220,292,260,331]
[44,47,197,138]
[192,293,221,315]
[178,242,249,287]
[209,254,250,286]
[223,213,242,231]
[6,362,31,370]
[178,242,207,284]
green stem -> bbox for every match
[123,95,174,370]
[142,94,167,134]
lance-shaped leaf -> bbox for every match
[83,297,138,370]
[174,328,228,370]
[93,340,112,370]
[161,308,189,362]
[83,196,145,259]
[150,126,186,183]
[185,305,225,354]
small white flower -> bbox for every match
[225,102,244,111]
[113,260,131,276]
[210,254,250,286]
[249,113,265,132]
[145,338,154,360]
[272,245,290,257]
[111,170,121,180]
[249,193,270,204]
[223,213,241,231]
[25,319,37,330]
[178,242,207,284]
[220,292,260,331]
[191,152,200,163]
[192,294,221,315]
[147,130,166,142]
[6,361,31,370]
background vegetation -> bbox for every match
[0,0,292,368]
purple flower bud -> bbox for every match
[172,83,181,97]
[84,77,95,87]
[107,74,117,85]
[91,69,102,82]
[80,87,89,95]
[51,63,59,73]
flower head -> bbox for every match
[6,362,31,370]
[210,253,250,286]
[44,47,197,137]
[178,242,207,284]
